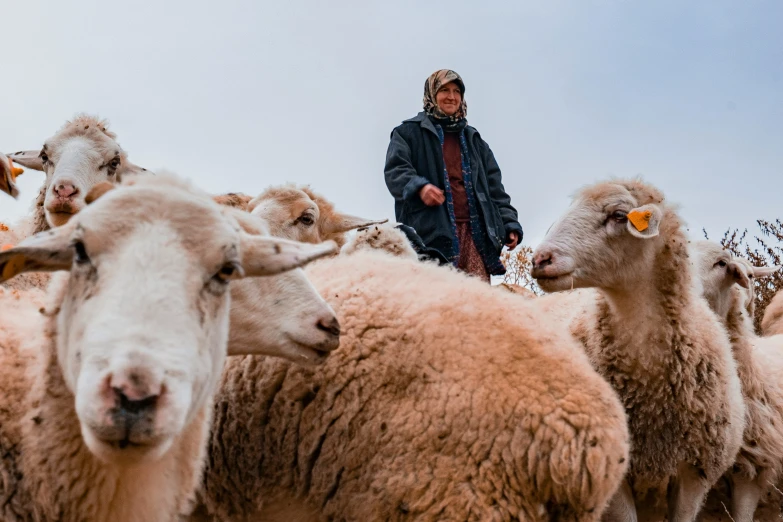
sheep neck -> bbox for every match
[598,231,695,356]
[724,291,763,398]
[18,288,209,522]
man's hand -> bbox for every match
[505,231,519,250]
[419,184,445,206]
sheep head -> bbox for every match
[691,239,779,322]
[248,184,387,247]
[0,173,337,466]
[7,114,150,229]
[531,179,669,293]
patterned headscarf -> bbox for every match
[423,69,467,131]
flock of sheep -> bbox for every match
[0,114,780,522]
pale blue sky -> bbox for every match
[2,1,781,247]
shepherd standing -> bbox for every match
[384,69,523,282]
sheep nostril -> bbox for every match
[113,387,159,416]
[533,252,553,270]
[317,317,341,338]
[54,183,79,199]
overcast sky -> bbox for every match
[2,1,781,248]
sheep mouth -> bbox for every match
[533,272,575,292]
[46,205,81,227]
[289,342,333,365]
[47,201,80,215]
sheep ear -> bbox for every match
[626,204,662,239]
[239,235,337,277]
[119,161,151,177]
[728,263,751,289]
[752,265,780,279]
[0,224,76,282]
[213,193,253,211]
[7,150,44,171]
[324,213,389,234]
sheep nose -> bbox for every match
[317,316,341,339]
[533,250,554,270]
[113,387,159,418]
[108,367,163,405]
[53,182,78,199]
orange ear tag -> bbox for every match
[1,255,24,280]
[1,244,14,251]
[628,210,652,232]
[8,158,23,180]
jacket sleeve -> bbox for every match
[384,128,430,202]
[480,139,524,242]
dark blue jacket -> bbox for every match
[384,112,523,264]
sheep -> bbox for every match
[531,178,745,522]
[246,183,387,249]
[0,172,339,522]
[761,289,783,337]
[340,222,456,268]
[7,113,150,234]
[0,151,24,199]
[689,241,783,522]
[196,246,631,522]
[341,222,420,260]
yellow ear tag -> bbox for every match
[1,255,24,280]
[8,159,23,180]
[628,210,652,232]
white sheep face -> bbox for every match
[690,240,748,322]
[0,176,339,466]
[58,188,239,464]
[532,182,664,293]
[691,240,779,321]
[41,130,130,227]
[10,116,145,229]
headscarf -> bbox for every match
[423,69,467,132]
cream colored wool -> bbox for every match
[198,251,630,522]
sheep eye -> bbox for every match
[40,151,49,164]
[213,263,237,284]
[298,214,315,226]
[610,210,627,222]
[72,241,90,265]
[715,260,727,268]
[107,157,121,174]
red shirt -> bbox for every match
[442,132,470,222]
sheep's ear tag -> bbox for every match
[9,159,23,180]
[628,210,652,232]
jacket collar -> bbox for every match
[403,112,476,140]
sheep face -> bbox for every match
[229,268,341,365]
[691,240,751,321]
[217,206,342,364]
[0,176,337,466]
[531,181,664,293]
[9,116,146,229]
[249,185,385,247]
[250,189,322,242]
[691,240,779,321]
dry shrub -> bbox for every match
[500,245,543,295]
